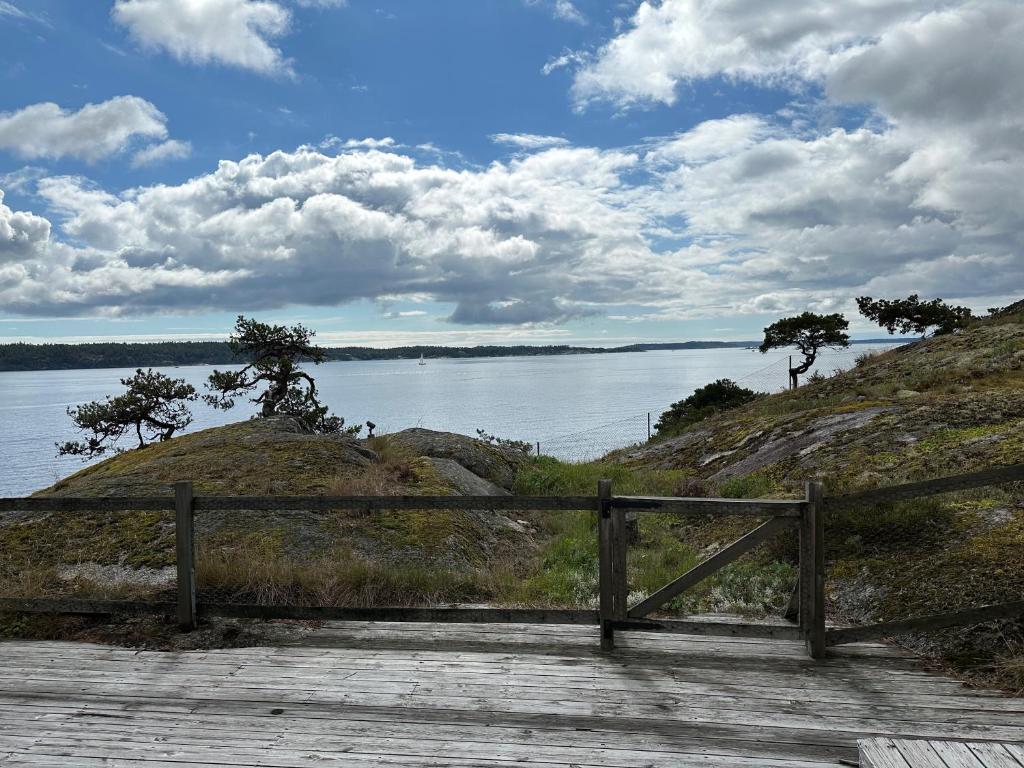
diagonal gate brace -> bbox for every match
[628,515,795,619]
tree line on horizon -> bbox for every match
[55,295,977,460]
[0,339,769,373]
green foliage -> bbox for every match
[517,513,599,606]
[654,379,762,436]
[205,315,356,435]
[759,312,850,380]
[513,456,687,497]
[715,473,778,499]
[856,294,973,337]
[56,368,197,459]
[475,429,533,456]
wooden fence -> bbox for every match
[1,462,1022,657]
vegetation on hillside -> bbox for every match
[615,305,1024,690]
[653,378,762,438]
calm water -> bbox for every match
[0,345,898,496]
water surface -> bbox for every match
[0,345,897,496]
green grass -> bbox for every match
[514,456,689,496]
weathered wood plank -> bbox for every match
[611,496,804,517]
[967,742,1024,768]
[2,624,1019,768]
[175,480,196,632]
[194,494,599,511]
[827,600,1024,645]
[889,738,942,766]
[806,481,826,659]
[610,618,803,640]
[628,516,794,618]
[610,504,628,621]
[1003,745,1024,767]
[0,598,175,615]
[928,741,989,768]
[860,737,914,768]
[0,494,597,513]
[202,604,600,625]
[823,464,1024,512]
[597,479,615,651]
[0,496,175,512]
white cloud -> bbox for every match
[0,1,28,19]
[0,190,50,264]
[0,96,169,162]
[131,138,192,168]
[646,115,776,166]
[571,0,938,107]
[542,50,586,76]
[0,1,47,24]
[525,0,585,24]
[3,94,1022,324]
[490,133,570,150]
[112,0,294,76]
[320,136,397,150]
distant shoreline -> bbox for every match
[0,338,908,373]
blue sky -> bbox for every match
[1,0,1021,346]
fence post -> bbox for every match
[800,481,825,658]
[175,480,197,631]
[597,479,615,650]
[611,500,628,622]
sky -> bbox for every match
[0,0,1021,347]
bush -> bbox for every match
[654,379,762,437]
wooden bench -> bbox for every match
[860,738,1024,767]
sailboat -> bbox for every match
[418,353,426,366]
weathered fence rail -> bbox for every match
[2,462,1022,657]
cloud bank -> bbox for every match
[3,0,1022,325]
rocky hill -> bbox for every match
[613,305,1024,688]
[4,418,535,616]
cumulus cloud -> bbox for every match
[571,0,938,107]
[0,190,50,264]
[1,144,671,321]
[0,96,169,162]
[7,0,1024,333]
[552,0,1024,316]
[112,0,294,76]
[130,139,192,168]
[490,133,570,150]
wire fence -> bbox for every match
[0,508,177,605]
[535,347,889,463]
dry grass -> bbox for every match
[196,532,526,608]
[329,435,419,496]
[992,637,1024,694]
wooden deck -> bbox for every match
[1,621,1023,767]
[860,737,1024,767]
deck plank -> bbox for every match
[1,622,1022,767]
